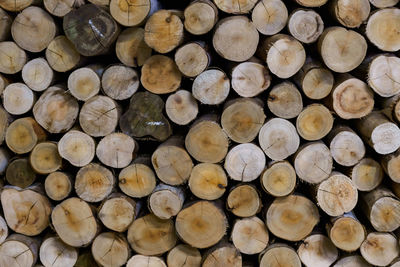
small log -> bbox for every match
[167,244,201,267]
[30,142,62,175]
[144,10,184,54]
[6,158,37,188]
[231,216,269,255]
[361,187,400,232]
[115,27,152,67]
[295,0,328,6]
[5,117,46,154]
[148,184,184,219]
[44,172,72,201]
[213,16,259,62]
[33,86,79,133]
[332,0,370,28]
[68,67,100,101]
[333,255,371,267]
[1,186,51,236]
[118,162,157,198]
[297,234,339,267]
[328,126,366,167]
[79,95,120,137]
[46,36,81,73]
[58,130,95,167]
[0,41,27,74]
[110,0,153,27]
[288,9,324,43]
[63,4,120,56]
[98,193,136,232]
[151,137,193,185]
[369,0,398,7]
[368,54,400,97]
[175,42,209,78]
[0,8,11,41]
[101,65,139,100]
[44,0,74,17]
[251,0,288,36]
[227,184,261,218]
[213,0,257,14]
[192,69,230,105]
[258,34,306,78]
[141,55,181,94]
[183,0,218,35]
[297,104,333,141]
[188,163,227,200]
[331,76,374,119]
[185,116,228,163]
[318,27,367,73]
[11,7,56,53]
[224,143,266,182]
[39,237,78,267]
[119,91,172,141]
[202,242,242,267]
[356,111,400,155]
[52,197,99,247]
[258,118,300,161]
[127,213,177,255]
[2,83,35,115]
[75,163,115,203]
[259,243,301,267]
[127,255,166,267]
[351,158,383,191]
[0,215,8,244]
[175,201,227,249]
[96,133,137,169]
[22,58,54,92]
[261,161,296,197]
[267,82,303,119]
[327,213,366,252]
[383,150,400,183]
[92,232,130,267]
[0,234,39,267]
[360,232,400,266]
[366,8,400,52]
[165,90,198,126]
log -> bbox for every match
[101,65,139,100]
[58,130,95,167]
[224,143,266,182]
[68,67,100,101]
[33,86,79,134]
[148,184,184,219]
[213,16,259,62]
[5,117,46,154]
[127,213,177,255]
[251,0,288,36]
[0,215,8,244]
[110,0,153,27]
[91,232,130,267]
[0,234,39,267]
[318,27,367,73]
[288,9,324,43]
[366,8,400,52]
[383,150,400,183]
[202,242,242,267]
[356,111,400,155]
[144,10,184,54]
[174,42,209,78]
[30,142,62,175]
[296,104,333,141]
[261,160,296,197]
[79,95,120,137]
[75,163,115,203]
[333,255,371,267]
[189,163,227,201]
[43,0,74,17]
[46,36,81,73]
[141,55,181,94]
[267,82,303,119]
[183,0,218,35]
[351,158,383,191]
[175,201,227,249]
[127,255,166,267]
[367,54,400,97]
[0,41,27,74]
[231,216,269,255]
[258,118,300,161]
[266,195,319,241]
[295,0,328,6]
[151,137,193,185]
[167,244,201,267]
[332,0,370,28]
[115,27,152,68]
[52,197,99,247]
[369,0,398,7]
[185,116,228,163]
[11,7,56,53]
[165,90,198,125]
[213,0,257,14]
[0,8,11,42]
[226,184,261,218]
[259,243,301,267]
[118,161,157,198]
[297,234,339,267]
[63,4,120,56]
[44,172,72,201]
[98,193,136,232]
[6,158,37,188]
[1,186,51,236]
[22,58,54,92]
[2,83,35,115]
[39,236,78,267]
[192,69,230,105]
[360,232,399,266]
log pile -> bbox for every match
[2,0,400,266]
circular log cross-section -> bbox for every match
[30,142,62,175]
[3,83,34,116]
[175,42,209,78]
[110,0,150,27]
[40,237,78,267]
[296,104,333,141]
[98,194,136,232]
[252,0,288,36]
[231,61,271,97]
[46,36,81,73]
[167,244,201,267]
[261,161,296,197]
[0,234,39,267]
[183,0,218,35]
[148,184,184,220]
[333,0,370,28]
[267,82,303,119]
[288,9,324,43]
[360,232,400,266]
[58,130,95,167]
[298,234,339,267]
[102,65,139,100]
[328,216,366,252]
[45,172,72,201]
[68,67,100,101]
[329,127,365,167]
[227,184,261,218]
[369,54,400,97]
[0,42,27,74]
[92,232,130,267]
[192,69,230,105]
[6,158,36,188]
[22,58,54,92]
[44,0,74,17]
[166,90,198,126]
[259,244,301,267]
[189,163,227,200]
[119,163,157,198]
[351,158,383,191]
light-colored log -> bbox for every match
[0,234,39,267]
[92,232,130,267]
[46,36,81,73]
[213,0,257,14]
[267,82,303,119]
[183,0,218,35]
[368,54,400,97]
[67,67,100,101]
[58,130,95,167]
[5,158,36,188]
[0,0,33,11]
[43,0,74,17]
[39,237,78,267]
[259,243,301,267]
[0,41,27,74]
[351,158,383,191]
[288,9,324,43]
[189,163,227,200]
[202,242,242,267]
[295,0,328,6]
[297,234,339,267]
[165,90,198,125]
[3,83,35,115]
[148,184,184,219]
[110,0,151,27]
[44,172,72,201]
[251,0,288,36]
[192,69,230,105]
[261,161,296,197]
[369,0,398,7]
[175,42,209,78]
[127,255,166,267]
[30,142,61,175]
[296,104,333,141]
[101,65,139,100]
[332,0,370,28]
[22,58,54,92]
[118,162,157,198]
[227,184,261,217]
[333,255,371,267]
[167,244,201,267]
[360,232,400,266]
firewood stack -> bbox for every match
[1,0,400,266]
